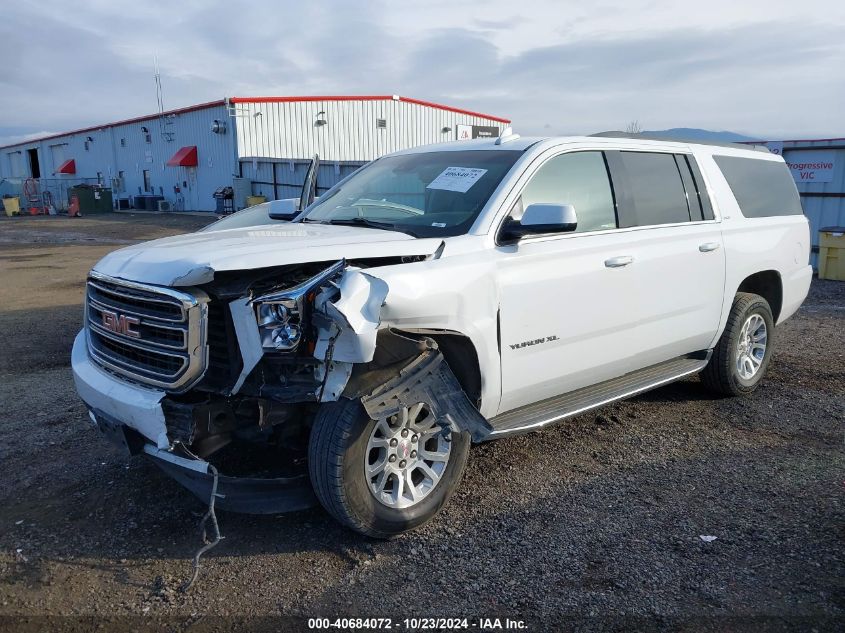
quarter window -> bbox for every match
[713,155,802,217]
[518,151,616,233]
[615,152,691,227]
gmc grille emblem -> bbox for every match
[101,310,141,338]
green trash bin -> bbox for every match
[69,186,113,213]
[69,186,96,213]
[93,188,113,212]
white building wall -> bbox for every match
[0,103,236,212]
[109,104,235,211]
[234,97,509,161]
[1,96,510,212]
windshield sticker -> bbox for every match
[431,222,447,228]
[426,167,488,193]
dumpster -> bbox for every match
[69,186,96,213]
[818,227,845,281]
[93,188,114,212]
[69,185,112,214]
[3,196,21,216]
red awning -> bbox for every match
[166,146,198,167]
[56,159,76,174]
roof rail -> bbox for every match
[589,131,770,152]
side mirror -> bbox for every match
[501,203,577,241]
[268,198,300,220]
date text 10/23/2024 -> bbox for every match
[307,617,528,630]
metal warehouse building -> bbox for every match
[0,95,510,213]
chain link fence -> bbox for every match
[1,177,101,212]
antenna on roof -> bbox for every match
[154,56,175,142]
[495,126,520,145]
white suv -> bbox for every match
[73,132,812,537]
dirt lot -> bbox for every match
[0,214,842,631]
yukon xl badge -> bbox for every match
[509,335,559,350]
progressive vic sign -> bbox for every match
[784,150,836,183]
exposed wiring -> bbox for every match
[180,462,224,593]
[317,325,339,401]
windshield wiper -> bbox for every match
[322,217,418,237]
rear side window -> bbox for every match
[519,151,617,233]
[713,155,802,217]
[614,152,691,227]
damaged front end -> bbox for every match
[76,258,490,514]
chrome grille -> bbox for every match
[86,271,208,391]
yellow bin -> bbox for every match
[246,195,267,207]
[3,196,21,216]
[818,227,845,281]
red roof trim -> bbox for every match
[0,100,225,150]
[56,158,76,174]
[229,95,394,104]
[229,95,512,124]
[0,95,510,151]
[166,146,198,167]
[400,97,511,124]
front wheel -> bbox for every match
[308,398,470,538]
[702,292,775,396]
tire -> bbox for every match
[308,398,470,538]
[702,292,775,396]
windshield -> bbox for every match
[299,150,521,237]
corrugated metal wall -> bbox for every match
[1,97,510,212]
[109,105,235,211]
[0,104,236,212]
[780,139,845,267]
[234,98,507,161]
[233,97,509,205]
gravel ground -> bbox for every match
[0,214,842,632]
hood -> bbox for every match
[93,223,443,286]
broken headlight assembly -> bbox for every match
[256,299,302,351]
[251,260,346,353]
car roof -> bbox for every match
[390,133,774,160]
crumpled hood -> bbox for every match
[93,223,443,286]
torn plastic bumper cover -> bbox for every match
[144,445,316,514]
[349,342,493,443]
[89,408,316,514]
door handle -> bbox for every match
[604,255,634,268]
[699,242,720,252]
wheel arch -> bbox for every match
[387,328,483,410]
[735,270,783,322]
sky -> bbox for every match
[0,0,843,146]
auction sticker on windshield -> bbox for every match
[426,167,488,193]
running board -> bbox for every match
[485,354,709,439]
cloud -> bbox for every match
[1,0,843,140]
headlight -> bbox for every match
[250,260,347,353]
[256,299,302,351]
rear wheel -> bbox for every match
[308,398,470,538]
[702,292,774,396]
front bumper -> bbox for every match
[73,330,316,514]
[72,330,170,448]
